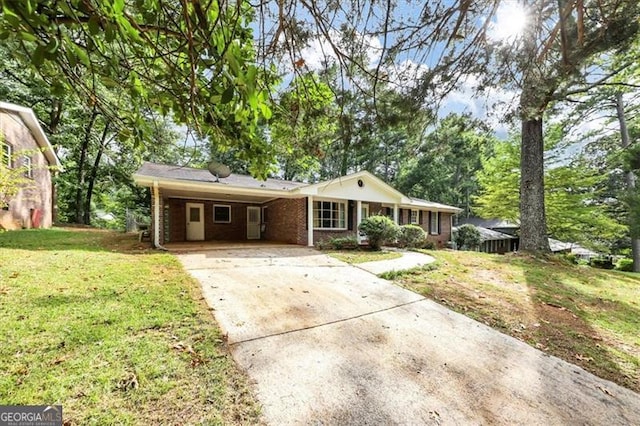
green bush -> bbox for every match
[454,224,482,251]
[564,253,578,265]
[358,215,399,250]
[316,235,359,250]
[397,225,426,248]
[615,258,634,272]
[422,240,436,250]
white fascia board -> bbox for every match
[0,101,63,171]
[132,174,298,198]
[295,170,406,203]
[400,202,462,214]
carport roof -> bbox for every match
[134,162,305,191]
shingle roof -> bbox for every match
[408,197,462,212]
[454,225,516,241]
[458,217,520,229]
[135,162,306,191]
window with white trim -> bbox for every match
[313,200,346,229]
[2,143,11,168]
[410,209,419,224]
[23,156,32,178]
[430,211,439,234]
[213,204,231,223]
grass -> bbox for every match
[0,228,261,425]
[388,249,640,393]
[327,249,402,264]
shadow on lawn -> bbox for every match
[494,254,640,392]
[0,227,152,253]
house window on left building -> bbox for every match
[23,156,32,178]
[2,143,11,167]
[313,200,346,229]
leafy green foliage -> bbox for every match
[0,0,275,176]
[475,134,626,251]
[397,225,426,249]
[453,224,482,251]
[0,140,33,208]
[358,215,399,251]
[395,114,496,214]
[615,258,635,272]
[316,236,359,250]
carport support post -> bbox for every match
[393,204,399,224]
[307,196,314,247]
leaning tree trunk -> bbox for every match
[615,92,640,272]
[519,116,550,252]
[83,123,110,225]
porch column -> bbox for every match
[393,204,399,224]
[307,196,314,247]
[356,200,362,228]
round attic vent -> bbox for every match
[357,179,364,187]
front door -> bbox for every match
[247,206,261,240]
[186,203,205,241]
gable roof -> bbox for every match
[0,101,62,171]
[134,162,462,212]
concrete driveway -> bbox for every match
[177,246,640,425]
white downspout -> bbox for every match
[356,200,362,243]
[153,181,167,250]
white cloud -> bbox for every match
[296,29,383,71]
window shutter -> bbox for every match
[428,211,432,233]
[399,209,403,225]
[348,200,354,231]
[419,210,423,225]
[438,212,442,234]
[305,198,309,230]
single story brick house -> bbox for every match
[133,162,461,248]
[0,102,62,230]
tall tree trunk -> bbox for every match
[83,123,110,225]
[615,92,640,272]
[74,107,98,223]
[519,117,550,252]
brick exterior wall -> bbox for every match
[263,198,307,244]
[0,110,54,230]
[150,192,456,248]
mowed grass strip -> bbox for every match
[0,228,261,425]
[390,250,640,393]
[327,250,402,264]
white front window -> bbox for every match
[430,212,439,234]
[410,209,419,224]
[313,201,346,229]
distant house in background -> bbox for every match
[456,216,520,253]
[0,102,62,230]
[133,162,462,248]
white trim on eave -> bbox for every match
[133,174,300,199]
[0,101,63,171]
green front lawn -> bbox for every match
[327,249,403,264]
[0,228,260,425]
[393,250,640,392]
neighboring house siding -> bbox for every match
[0,109,53,230]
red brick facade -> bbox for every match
[151,193,454,248]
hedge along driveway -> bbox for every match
[178,246,640,425]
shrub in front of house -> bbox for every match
[615,258,634,272]
[454,224,482,251]
[358,215,399,250]
[316,236,359,250]
[398,225,426,248]
[422,240,436,250]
